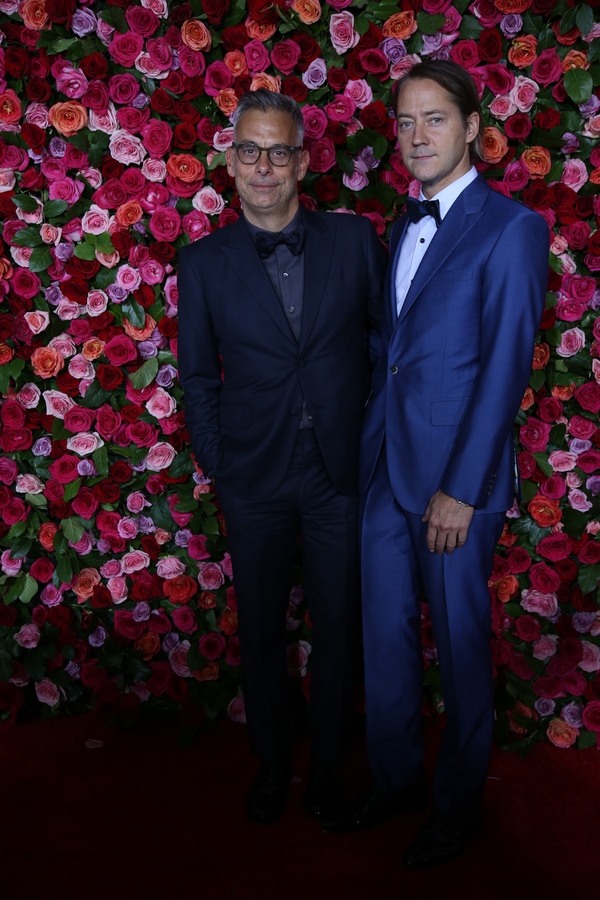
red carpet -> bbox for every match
[0,714,597,900]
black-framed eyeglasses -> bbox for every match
[232,142,303,167]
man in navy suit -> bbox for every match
[322,61,548,866]
[177,90,386,824]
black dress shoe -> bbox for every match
[303,762,343,819]
[245,759,291,825]
[321,780,427,833]
[402,807,482,869]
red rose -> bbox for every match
[80,660,108,689]
[20,122,46,154]
[506,547,531,573]
[174,122,197,150]
[292,32,321,70]
[510,654,536,680]
[48,454,79,484]
[314,175,340,203]
[478,28,502,62]
[248,0,284,24]
[80,52,109,80]
[529,562,561,593]
[504,114,532,141]
[528,496,561,528]
[93,480,121,504]
[523,178,551,211]
[221,24,248,51]
[26,78,52,102]
[65,257,100,279]
[147,609,172,634]
[201,0,228,23]
[578,541,600,565]
[0,604,17,626]
[145,661,172,695]
[582,701,600,732]
[29,558,54,584]
[536,534,572,563]
[164,574,198,605]
[198,632,226,660]
[535,109,561,130]
[4,47,30,78]
[327,67,348,92]
[92,179,128,210]
[150,89,174,115]
[96,364,124,390]
[219,608,238,635]
[514,615,541,642]
[282,76,308,102]
[172,606,198,633]
[358,48,389,81]
[451,40,479,69]
[113,610,145,641]
[109,461,132,484]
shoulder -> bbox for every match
[178,218,240,263]
[477,179,546,233]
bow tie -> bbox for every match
[405,197,442,229]
[255,229,305,259]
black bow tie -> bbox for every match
[255,229,305,259]
[405,197,442,229]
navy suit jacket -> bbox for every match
[178,208,386,500]
[360,175,549,514]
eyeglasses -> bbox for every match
[232,142,303,167]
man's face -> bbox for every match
[226,109,309,221]
[395,78,479,199]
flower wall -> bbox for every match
[1,0,600,749]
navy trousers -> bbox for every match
[217,430,359,766]
[361,446,505,813]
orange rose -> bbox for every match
[123,313,156,342]
[546,717,578,748]
[521,386,535,410]
[134,632,161,660]
[48,101,88,137]
[382,10,417,40]
[38,522,58,552]
[494,0,530,11]
[30,345,65,379]
[291,0,321,24]
[250,73,281,93]
[562,49,589,72]
[245,18,278,41]
[0,89,21,126]
[497,524,518,548]
[491,574,519,603]
[73,567,101,602]
[198,591,217,610]
[521,146,552,177]
[166,154,205,183]
[508,34,538,69]
[482,126,508,164]
[180,19,212,51]
[531,342,550,370]
[19,0,49,30]
[163,574,198,604]
[0,256,13,280]
[193,661,220,681]
[0,342,14,366]
[508,701,536,735]
[82,338,106,361]
[551,383,576,400]
[528,496,562,528]
[216,89,239,116]
[224,50,248,77]
[590,168,600,185]
[115,201,143,228]
[219,608,238,635]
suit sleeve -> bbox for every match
[177,244,224,477]
[440,210,549,508]
[362,217,388,367]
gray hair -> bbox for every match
[233,89,305,144]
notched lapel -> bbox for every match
[396,178,489,326]
[386,217,409,332]
[299,211,333,352]
[221,218,295,343]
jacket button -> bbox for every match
[290,408,299,416]
[390,365,398,374]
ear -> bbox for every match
[297,148,310,183]
[465,112,480,145]
[226,146,236,178]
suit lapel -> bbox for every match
[220,217,295,344]
[385,217,409,334]
[396,176,490,327]
[298,208,332,353]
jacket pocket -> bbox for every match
[219,403,254,429]
[430,398,471,426]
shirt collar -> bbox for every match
[419,166,478,221]
[243,207,304,239]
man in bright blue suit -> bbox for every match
[322,61,548,867]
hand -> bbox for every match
[422,490,474,555]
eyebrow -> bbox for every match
[397,109,446,118]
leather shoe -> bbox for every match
[321,780,427,833]
[402,807,482,869]
[303,762,343,819]
[245,759,291,825]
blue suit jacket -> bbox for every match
[178,208,386,499]
[360,175,549,514]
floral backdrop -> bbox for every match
[1,0,600,751]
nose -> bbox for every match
[412,120,428,146]
[255,149,274,175]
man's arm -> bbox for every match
[177,246,224,478]
[427,210,549,552]
[363,217,388,367]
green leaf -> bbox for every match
[588,39,600,66]
[94,231,115,255]
[25,493,47,509]
[549,423,567,447]
[561,507,588,539]
[80,381,112,410]
[563,68,593,105]
[545,327,563,348]
[521,10,544,35]
[533,453,554,477]
[63,478,81,503]
[128,357,158,391]
[0,367,9,396]
[560,6,579,35]
[354,15,371,36]
[22,649,48,683]
[575,3,594,37]
[10,538,32,560]
[43,199,68,218]
[578,562,600,595]
[207,151,226,171]
[577,730,597,749]
[459,15,483,40]
[529,370,546,391]
[28,246,53,274]
[61,517,85,545]
[335,150,355,177]
[74,241,97,261]
[122,298,146,329]
[93,445,109,479]
[7,521,27,541]
[416,11,446,35]
[11,227,43,248]
[371,132,388,160]
[0,650,13,684]
[537,25,557,52]
[19,574,38,605]
[520,480,538,505]
[9,358,25,382]
[48,37,77,54]
[11,194,39,213]
[2,576,23,606]
[98,7,128,32]
[149,494,173,531]
[221,0,246,28]
[366,1,401,20]
[55,554,73,586]
[169,451,195,479]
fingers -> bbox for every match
[426,523,438,553]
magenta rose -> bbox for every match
[172,607,198,634]
[197,562,225,591]
[10,267,41,299]
[575,382,600,414]
[103,334,138,366]
[302,105,328,140]
[199,632,226,660]
[108,73,140,106]
[188,535,210,560]
[140,120,173,158]
[519,418,552,453]
[271,40,301,75]
[149,207,182,242]
[529,562,561,594]
[531,49,562,86]
[48,454,80,484]
[3,498,28,526]
[582,701,600,732]
[309,137,337,173]
[113,610,145,641]
[204,61,234,97]
[244,39,270,74]
[515,615,541,643]
[108,32,144,68]
[63,406,96,434]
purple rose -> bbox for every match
[302,58,327,90]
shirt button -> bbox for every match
[390,365,398,374]
[420,238,425,243]
[288,306,295,313]
[308,415,312,421]
[283,272,289,278]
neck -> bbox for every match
[243,199,300,233]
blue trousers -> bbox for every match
[361,446,505,813]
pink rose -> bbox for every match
[556,327,586,358]
[489,95,517,121]
[43,390,76,419]
[157,557,187,580]
[82,205,111,235]
[227,694,246,723]
[533,634,559,660]
[49,177,85,206]
[40,585,63,607]
[548,451,578,472]
[579,641,600,673]
[169,640,191,676]
[221,552,233,579]
[287,639,311,676]
[16,383,41,409]
[35,679,62,707]
[109,131,148,166]
[14,623,41,649]
[107,576,128,604]
[144,442,176,472]
[139,258,164,285]
[191,186,225,216]
[197,562,225,591]
[330,11,360,54]
[66,432,104,456]
[561,159,589,193]
[121,550,151,574]
[531,49,562,87]
[521,589,558,619]
[100,559,123,578]
[509,76,539,113]
[324,95,356,122]
[182,209,211,241]
[344,78,373,109]
[1,549,22,577]
[568,489,593,513]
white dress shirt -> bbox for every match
[395,166,478,318]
